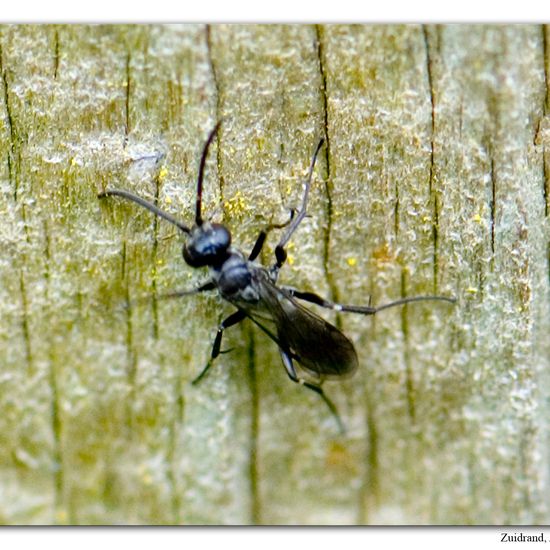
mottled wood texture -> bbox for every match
[0,24,549,525]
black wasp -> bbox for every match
[99,122,455,432]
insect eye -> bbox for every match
[183,224,231,267]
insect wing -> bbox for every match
[277,293,358,380]
[240,272,359,380]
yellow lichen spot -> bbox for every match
[287,254,295,265]
[224,191,249,218]
[70,157,77,166]
[165,196,173,205]
[466,287,478,294]
[371,243,395,264]
[157,259,164,266]
[138,463,153,485]
[142,472,153,485]
[472,214,482,223]
[422,215,431,223]
[256,137,266,151]
[346,257,357,267]
[325,441,356,474]
[158,166,168,181]
[55,509,68,524]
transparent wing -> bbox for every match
[230,269,358,380]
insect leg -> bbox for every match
[192,309,247,385]
[279,348,345,434]
[282,287,377,315]
[248,232,268,262]
[283,287,455,314]
[272,139,324,270]
[248,210,296,262]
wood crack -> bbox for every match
[423,25,440,293]
[315,25,340,311]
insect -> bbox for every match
[99,122,455,432]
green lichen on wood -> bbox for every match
[0,24,549,525]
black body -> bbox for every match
[99,123,455,432]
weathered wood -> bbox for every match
[0,24,548,525]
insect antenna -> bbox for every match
[277,138,324,251]
[98,189,191,234]
[195,120,223,227]
[287,288,455,315]
[372,294,456,313]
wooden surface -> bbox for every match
[0,24,549,525]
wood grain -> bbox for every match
[0,24,548,524]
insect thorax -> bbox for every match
[212,251,260,303]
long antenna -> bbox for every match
[372,294,456,313]
[195,121,223,227]
[98,189,191,234]
[277,138,324,250]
